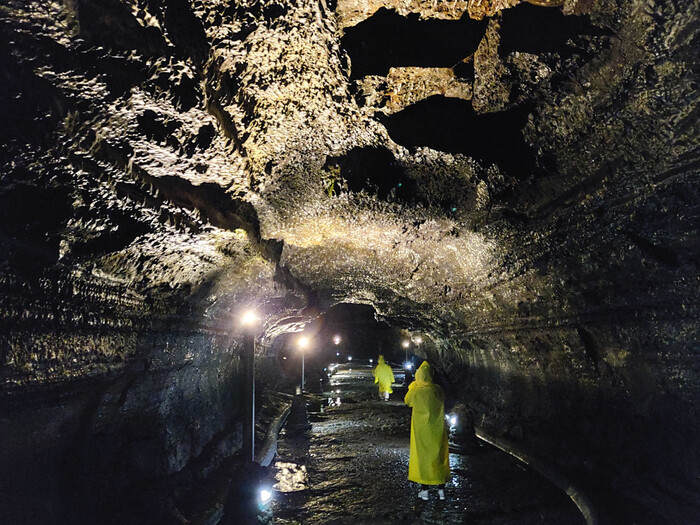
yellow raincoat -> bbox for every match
[373,355,395,394]
[404,362,450,485]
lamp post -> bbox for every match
[241,309,259,462]
[402,339,411,386]
[402,339,410,364]
[333,335,341,361]
[298,336,309,391]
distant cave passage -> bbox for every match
[381,95,535,177]
[341,8,487,79]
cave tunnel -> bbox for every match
[1,1,699,524]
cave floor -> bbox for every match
[262,365,584,524]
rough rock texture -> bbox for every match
[0,0,698,523]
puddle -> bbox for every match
[273,461,308,493]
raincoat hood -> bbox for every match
[414,361,433,385]
[378,355,386,364]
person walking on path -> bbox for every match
[404,361,450,501]
[373,355,395,401]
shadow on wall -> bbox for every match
[341,8,487,79]
[380,95,535,178]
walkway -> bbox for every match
[263,363,584,524]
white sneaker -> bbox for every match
[418,489,429,501]
[438,489,445,500]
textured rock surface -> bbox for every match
[0,0,698,522]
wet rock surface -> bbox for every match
[266,365,583,524]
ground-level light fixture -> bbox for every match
[347,356,352,361]
[404,362,413,370]
[369,358,373,364]
[446,414,458,429]
[259,486,273,506]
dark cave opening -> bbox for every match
[499,4,610,57]
[380,95,536,177]
[452,57,475,82]
[323,146,416,201]
[341,8,487,79]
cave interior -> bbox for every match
[0,0,698,523]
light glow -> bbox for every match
[260,488,272,505]
[298,336,309,350]
[402,340,410,348]
[242,310,259,326]
[271,212,496,297]
[333,335,341,345]
[404,362,413,370]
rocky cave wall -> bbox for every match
[0,0,698,523]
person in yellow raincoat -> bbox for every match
[373,355,395,401]
[404,361,449,501]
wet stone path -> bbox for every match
[262,364,584,524]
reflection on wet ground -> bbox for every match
[264,364,584,524]
[274,461,308,493]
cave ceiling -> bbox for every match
[1,0,698,396]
